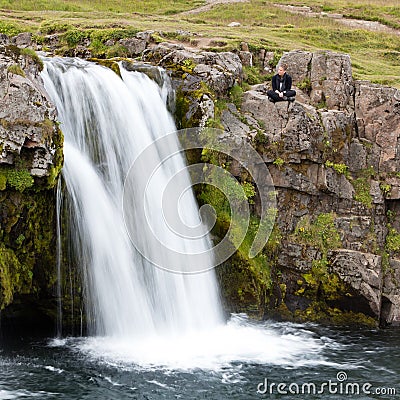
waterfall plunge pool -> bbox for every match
[0,318,399,399]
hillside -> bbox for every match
[0,0,399,87]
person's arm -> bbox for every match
[271,75,278,92]
[284,75,292,93]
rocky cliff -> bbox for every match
[1,32,400,330]
[0,40,63,331]
[142,41,400,327]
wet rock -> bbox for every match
[382,258,400,326]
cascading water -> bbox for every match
[42,57,327,370]
[42,57,223,338]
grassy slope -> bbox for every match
[0,0,399,86]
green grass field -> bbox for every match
[0,0,399,86]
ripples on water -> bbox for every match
[0,315,399,400]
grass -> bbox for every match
[0,0,204,14]
[0,0,399,86]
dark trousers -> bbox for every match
[267,89,296,102]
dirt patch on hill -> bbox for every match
[180,0,249,16]
[274,3,400,36]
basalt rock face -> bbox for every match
[0,43,63,331]
[167,47,400,327]
[225,51,400,327]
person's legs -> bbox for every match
[267,90,281,102]
[285,89,296,99]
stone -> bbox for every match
[11,32,32,48]
[382,258,400,326]
[43,34,60,50]
[119,37,147,56]
[329,249,382,317]
[355,82,400,173]
[241,90,324,161]
[0,33,9,45]
[135,30,154,42]
[279,50,313,84]
[279,50,354,110]
[238,51,252,67]
[348,140,367,172]
[320,109,355,161]
[74,45,91,59]
[310,51,354,110]
[262,51,275,73]
[240,42,249,52]
[0,46,62,178]
[221,107,251,138]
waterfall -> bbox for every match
[42,57,223,338]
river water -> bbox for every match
[0,316,399,399]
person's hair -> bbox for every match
[279,63,288,71]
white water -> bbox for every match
[42,57,328,370]
[42,57,222,337]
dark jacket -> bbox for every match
[272,73,292,93]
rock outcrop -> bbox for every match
[0,43,63,329]
[164,45,400,327]
[217,50,400,327]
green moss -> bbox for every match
[352,177,372,208]
[297,76,312,94]
[273,157,284,168]
[292,212,341,252]
[46,125,64,189]
[6,169,34,192]
[0,167,34,192]
[241,181,255,204]
[228,84,244,109]
[0,189,59,312]
[386,224,400,254]
[380,182,391,197]
[0,172,7,191]
[7,64,25,77]
[253,131,269,146]
[174,82,215,129]
[0,21,22,36]
[243,65,265,85]
[293,303,377,327]
[290,212,346,307]
[325,160,349,177]
[20,48,44,71]
[62,28,88,47]
[196,161,277,307]
[105,44,129,59]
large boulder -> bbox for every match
[355,82,400,173]
[280,50,354,110]
[0,45,63,180]
[144,43,243,96]
[329,249,382,317]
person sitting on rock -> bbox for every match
[267,63,296,103]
